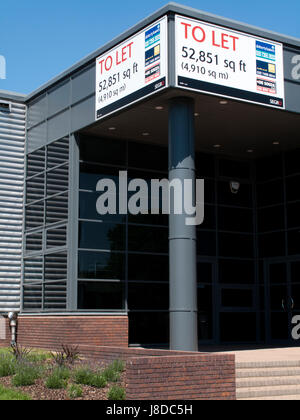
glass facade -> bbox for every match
[22,134,300,346]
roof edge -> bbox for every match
[25,2,300,103]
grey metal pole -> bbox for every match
[169,97,198,352]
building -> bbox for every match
[0,2,300,351]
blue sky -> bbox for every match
[0,0,299,94]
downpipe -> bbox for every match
[7,312,18,346]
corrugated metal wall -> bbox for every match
[0,99,26,313]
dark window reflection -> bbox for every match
[218,206,253,232]
[221,288,253,307]
[219,159,250,179]
[80,136,126,166]
[219,233,253,258]
[128,283,169,310]
[220,312,256,342]
[128,254,168,282]
[128,142,167,171]
[79,221,126,251]
[128,225,168,253]
[129,312,169,345]
[78,251,125,280]
[218,181,252,207]
[219,260,255,284]
[78,281,125,310]
[257,180,284,207]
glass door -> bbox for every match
[197,259,217,343]
[265,260,300,343]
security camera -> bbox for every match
[230,181,240,194]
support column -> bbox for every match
[169,97,198,351]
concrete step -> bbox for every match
[236,384,300,399]
[242,394,300,400]
[237,360,300,369]
[237,375,300,388]
[237,367,300,378]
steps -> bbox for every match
[236,361,300,400]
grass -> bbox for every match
[0,384,31,401]
[107,385,126,400]
[12,363,42,387]
[0,354,17,377]
[73,366,107,388]
[68,384,83,399]
[45,367,70,389]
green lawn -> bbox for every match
[0,384,31,400]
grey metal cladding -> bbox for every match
[72,65,95,104]
[27,122,47,154]
[71,96,95,133]
[48,81,71,118]
[47,109,70,143]
[284,82,300,113]
[0,100,26,313]
[27,94,47,129]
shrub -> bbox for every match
[12,363,42,387]
[0,354,16,377]
[45,368,69,390]
[10,344,31,362]
[51,344,80,367]
[68,384,83,399]
[103,366,120,383]
[90,373,107,388]
[73,367,94,385]
[107,386,126,400]
[110,359,125,373]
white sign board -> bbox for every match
[175,15,285,109]
[96,17,168,120]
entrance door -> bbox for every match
[197,259,217,343]
[265,259,300,343]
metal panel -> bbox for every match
[72,65,95,104]
[71,96,95,133]
[27,95,47,129]
[0,100,26,313]
[27,122,47,154]
[47,109,70,143]
[47,81,71,118]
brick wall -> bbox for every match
[126,354,236,400]
[0,316,128,349]
[76,345,236,400]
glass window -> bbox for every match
[196,152,215,178]
[46,164,68,197]
[221,288,253,308]
[285,149,300,176]
[78,251,125,280]
[197,231,216,256]
[25,231,43,254]
[47,138,69,169]
[128,142,167,172]
[26,148,45,178]
[128,225,168,253]
[218,206,253,232]
[46,226,67,249]
[258,205,285,232]
[26,173,45,203]
[44,282,67,310]
[286,175,300,202]
[46,193,68,225]
[220,312,256,342]
[259,232,285,258]
[218,181,252,207]
[80,136,126,166]
[128,254,168,282]
[219,159,250,179]
[287,202,300,229]
[23,284,42,310]
[79,221,126,251]
[79,163,120,191]
[25,201,44,230]
[78,281,125,310]
[129,312,169,345]
[79,191,126,223]
[219,233,253,258]
[219,260,255,284]
[257,180,284,207]
[256,155,282,182]
[128,283,169,310]
[288,229,300,255]
[44,252,67,282]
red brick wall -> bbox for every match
[126,354,236,400]
[76,345,236,400]
[0,316,128,349]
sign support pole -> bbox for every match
[169,97,198,351]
